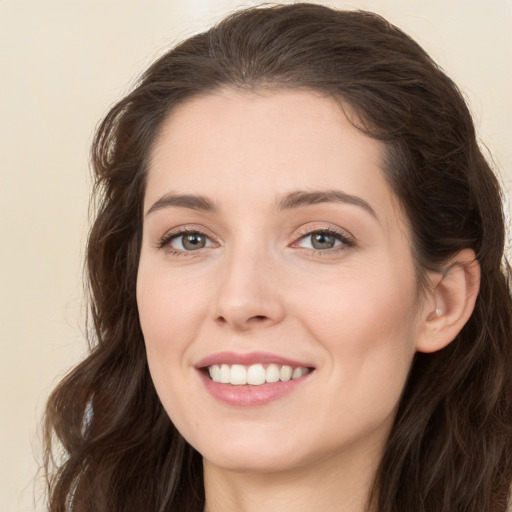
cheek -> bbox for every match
[295,263,419,402]
[137,258,206,346]
[298,261,417,342]
[137,271,205,432]
[136,260,206,397]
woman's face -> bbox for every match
[137,89,428,474]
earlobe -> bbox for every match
[416,249,481,354]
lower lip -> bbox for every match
[198,370,311,406]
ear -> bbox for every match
[416,249,481,353]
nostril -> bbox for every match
[215,314,269,330]
[215,314,271,330]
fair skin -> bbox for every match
[137,88,480,512]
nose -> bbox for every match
[214,243,286,332]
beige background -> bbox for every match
[1,1,510,510]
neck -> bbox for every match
[203,447,380,512]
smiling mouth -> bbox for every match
[206,363,313,386]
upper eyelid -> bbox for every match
[161,224,217,239]
[157,225,218,249]
[293,224,355,242]
[291,223,358,254]
[159,225,350,238]
[156,223,355,249]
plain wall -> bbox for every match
[1,1,510,510]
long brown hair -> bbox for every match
[44,4,512,511]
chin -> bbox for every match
[194,431,309,474]
[203,449,302,474]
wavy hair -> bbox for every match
[44,4,512,511]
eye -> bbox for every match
[302,232,340,250]
[160,230,215,252]
[294,228,354,252]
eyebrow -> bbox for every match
[146,193,216,216]
[278,190,377,219]
[146,189,377,219]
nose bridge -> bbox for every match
[214,234,284,330]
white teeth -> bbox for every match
[292,367,308,379]
[280,365,293,382]
[208,363,310,386]
[230,364,247,385]
[266,363,280,383]
[247,364,266,385]
[209,364,220,381]
[220,364,230,383]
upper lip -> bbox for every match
[195,351,314,369]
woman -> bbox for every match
[44,4,512,511]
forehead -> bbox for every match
[146,88,399,225]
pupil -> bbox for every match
[312,233,335,249]
[183,233,205,250]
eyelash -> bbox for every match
[157,226,355,256]
[157,227,215,256]
[293,227,355,255]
